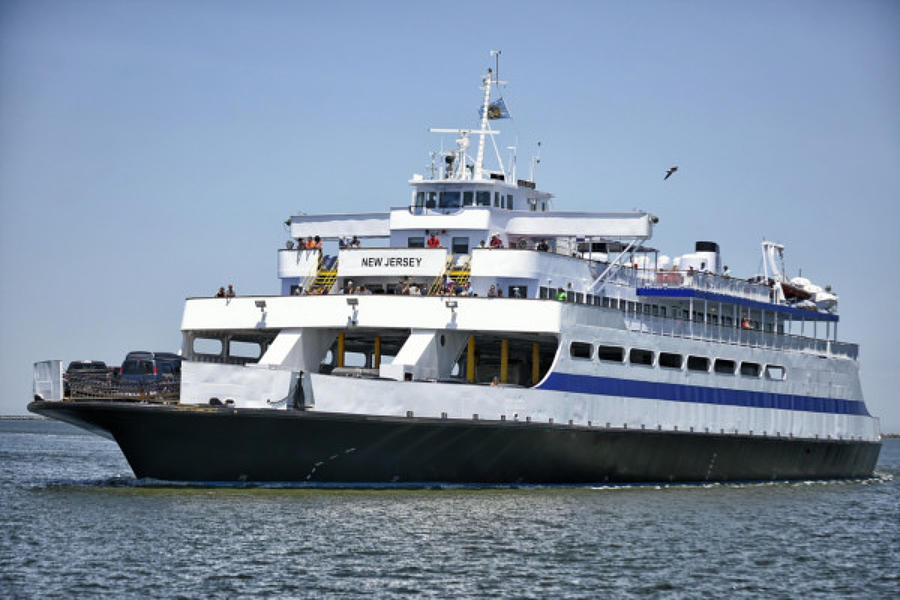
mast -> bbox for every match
[473,67,493,181]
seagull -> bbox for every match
[664,166,678,180]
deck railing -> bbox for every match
[626,313,857,359]
[602,266,774,304]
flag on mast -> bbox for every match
[484,97,510,120]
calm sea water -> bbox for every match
[1,419,897,599]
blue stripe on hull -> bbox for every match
[537,372,869,416]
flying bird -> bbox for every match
[664,166,678,180]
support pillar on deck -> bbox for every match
[337,332,345,368]
[467,336,476,383]
[500,339,509,383]
[373,336,381,369]
[532,342,540,386]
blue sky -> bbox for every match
[1,0,898,430]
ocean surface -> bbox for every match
[1,419,897,599]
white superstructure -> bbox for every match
[174,57,880,447]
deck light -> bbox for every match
[254,300,267,312]
[445,300,458,309]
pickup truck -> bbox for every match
[64,360,110,396]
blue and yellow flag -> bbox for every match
[484,97,510,120]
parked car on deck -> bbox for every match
[64,360,110,396]
[118,358,178,397]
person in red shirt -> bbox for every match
[427,233,441,248]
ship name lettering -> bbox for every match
[360,256,423,268]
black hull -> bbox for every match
[28,400,882,484]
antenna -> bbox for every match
[506,145,517,182]
[490,49,501,84]
[530,141,542,181]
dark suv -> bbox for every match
[118,355,180,397]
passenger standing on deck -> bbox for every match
[488,284,497,298]
[215,287,226,298]
[350,235,361,248]
[427,233,441,248]
[225,284,235,298]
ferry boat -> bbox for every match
[29,57,881,483]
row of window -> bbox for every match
[569,342,786,380]
[408,236,470,254]
[415,190,517,210]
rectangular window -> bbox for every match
[539,286,550,299]
[408,237,425,248]
[643,304,651,315]
[425,192,437,208]
[602,297,612,308]
[415,192,425,207]
[687,356,710,372]
[451,237,469,254]
[627,301,635,313]
[508,285,527,298]
[570,342,592,359]
[506,194,514,210]
[651,305,659,316]
[494,192,500,207]
[575,292,584,304]
[714,358,736,374]
[765,365,786,381]
[597,345,624,362]
[567,291,575,302]
[740,362,761,377]
[193,338,223,356]
[439,191,461,208]
[659,306,666,317]
[629,348,654,366]
[230,341,261,360]
[585,294,593,305]
[476,191,491,206]
[659,352,682,369]
[463,191,474,206]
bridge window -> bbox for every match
[659,352,682,369]
[452,237,469,254]
[740,362,761,377]
[570,342,593,359]
[507,194,514,210]
[415,192,425,207]
[439,191,461,208]
[629,348,654,366]
[714,358,736,375]
[494,192,500,207]
[425,192,437,208]
[476,191,491,206]
[463,191,474,206]
[597,345,624,363]
[687,356,709,372]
